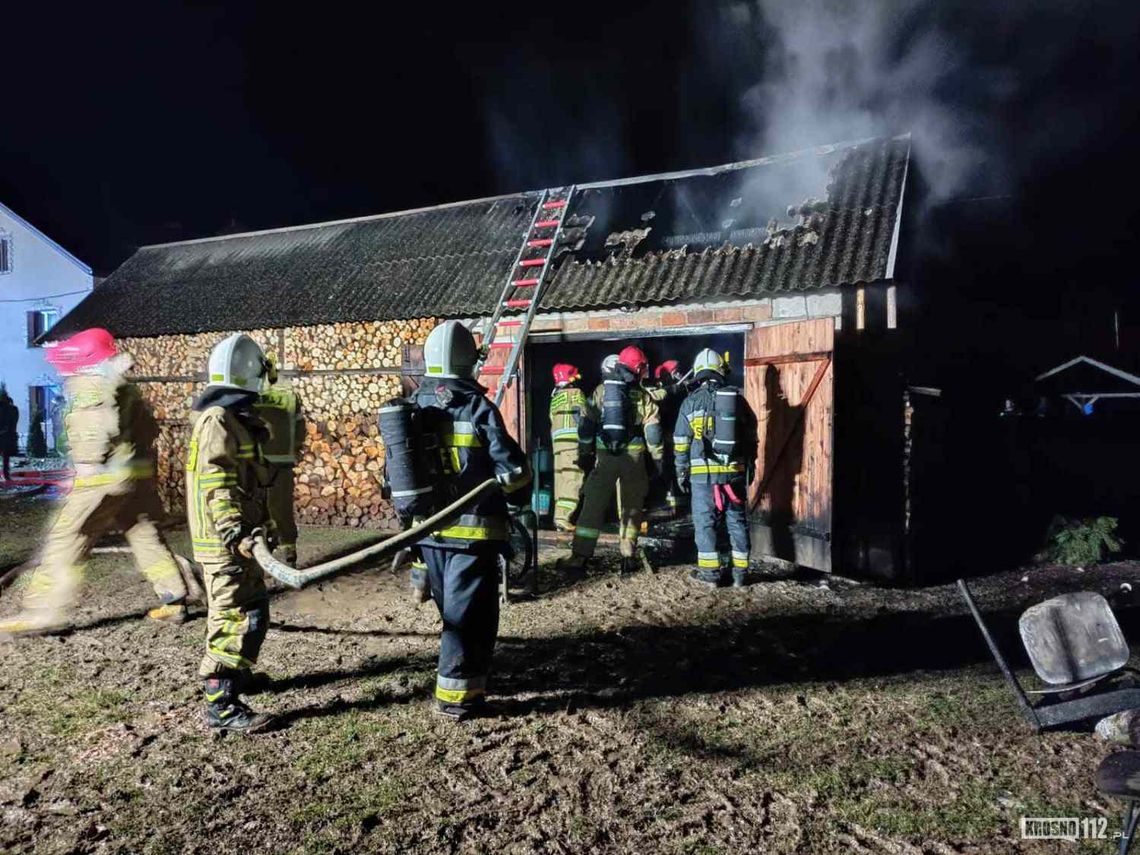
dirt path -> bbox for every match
[1,504,1137,853]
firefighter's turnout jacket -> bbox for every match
[186,405,271,562]
[673,379,758,486]
[412,378,531,548]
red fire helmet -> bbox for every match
[618,345,649,378]
[552,363,580,385]
[655,359,679,380]
[45,328,118,374]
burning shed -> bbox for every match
[50,134,916,581]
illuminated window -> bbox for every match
[26,309,59,347]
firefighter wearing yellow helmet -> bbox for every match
[674,348,758,587]
[187,333,276,733]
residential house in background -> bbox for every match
[0,200,94,451]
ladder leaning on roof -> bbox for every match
[478,186,575,408]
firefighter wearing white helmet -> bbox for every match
[674,348,758,587]
[424,319,480,379]
[410,320,530,720]
[186,333,276,733]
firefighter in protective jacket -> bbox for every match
[549,363,587,530]
[674,349,758,587]
[0,329,199,639]
[254,357,304,565]
[187,333,276,733]
[414,320,531,720]
[561,345,664,575]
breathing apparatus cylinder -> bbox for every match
[601,379,630,453]
[711,387,739,462]
[378,399,440,522]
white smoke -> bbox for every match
[726,0,1003,208]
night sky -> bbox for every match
[3,0,1140,368]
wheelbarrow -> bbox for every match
[958,579,1140,731]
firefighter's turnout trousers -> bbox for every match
[420,544,501,706]
[691,481,751,573]
[552,442,584,529]
[571,450,649,559]
[24,468,186,618]
[20,372,186,620]
[187,404,271,678]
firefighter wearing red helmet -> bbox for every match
[0,328,201,639]
[549,363,587,530]
[559,344,664,576]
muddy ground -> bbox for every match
[1,493,1138,854]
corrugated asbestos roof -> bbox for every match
[51,135,910,339]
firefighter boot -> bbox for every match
[0,609,68,640]
[203,676,274,733]
[555,554,588,581]
[147,599,188,624]
[732,569,749,588]
[689,567,728,588]
[434,696,487,722]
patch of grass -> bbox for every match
[289,776,407,832]
[291,709,398,780]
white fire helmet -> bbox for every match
[693,348,727,377]
[206,333,268,394]
[424,320,479,380]
[601,354,619,374]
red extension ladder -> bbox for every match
[478,186,576,407]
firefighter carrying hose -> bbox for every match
[674,349,758,587]
[549,362,587,531]
[187,333,277,733]
[559,345,664,577]
[0,328,200,638]
[254,356,305,566]
[409,321,530,720]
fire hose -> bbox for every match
[252,477,502,589]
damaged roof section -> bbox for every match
[542,135,910,310]
[50,135,910,339]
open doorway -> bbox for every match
[525,329,747,528]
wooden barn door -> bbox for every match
[743,318,834,571]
